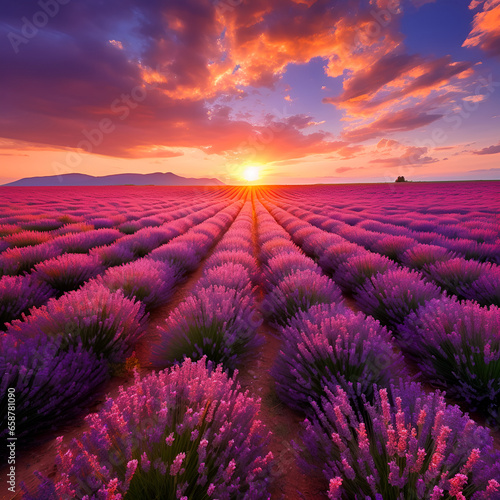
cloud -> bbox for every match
[369,145,439,167]
[342,102,444,142]
[325,54,474,115]
[471,140,500,154]
[463,0,500,57]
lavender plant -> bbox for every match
[424,257,494,303]
[354,268,442,329]
[299,381,500,499]
[96,258,178,311]
[33,253,105,294]
[400,298,500,414]
[151,286,261,372]
[24,358,273,499]
[401,244,457,270]
[0,275,55,328]
[272,306,405,413]
[7,282,147,363]
[263,252,322,289]
[196,263,253,293]
[262,269,344,327]
[334,253,398,293]
[0,332,108,444]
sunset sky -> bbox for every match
[0,0,499,185]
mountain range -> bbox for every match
[2,172,225,187]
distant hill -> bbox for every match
[2,172,225,187]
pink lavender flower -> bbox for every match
[6,281,147,363]
[151,286,261,371]
[263,269,344,327]
[96,258,178,311]
[299,381,499,499]
[33,253,105,294]
[272,306,406,412]
[25,358,272,499]
[354,268,442,328]
[400,297,500,414]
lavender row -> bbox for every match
[151,201,263,372]
[261,194,500,306]
[260,197,500,420]
[254,199,404,418]
[256,196,500,498]
[0,199,236,329]
[24,358,273,499]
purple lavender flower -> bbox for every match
[96,258,178,311]
[354,268,442,328]
[53,228,122,253]
[318,242,367,275]
[151,286,261,371]
[400,297,500,413]
[263,252,322,289]
[205,250,259,282]
[0,332,109,444]
[25,358,273,499]
[401,243,457,270]
[334,252,399,292]
[33,253,105,294]
[299,381,500,499]
[0,275,55,329]
[89,242,136,267]
[6,282,147,363]
[262,269,344,327]
[196,263,253,293]
[371,234,418,262]
[0,242,62,276]
[149,240,201,276]
[272,307,406,412]
[424,257,495,303]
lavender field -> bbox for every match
[1,182,500,499]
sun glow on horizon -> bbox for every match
[242,165,260,182]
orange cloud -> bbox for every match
[464,0,500,57]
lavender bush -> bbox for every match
[23,358,273,500]
[149,241,201,276]
[53,228,122,253]
[0,275,55,328]
[89,243,136,267]
[354,268,442,329]
[262,270,344,327]
[401,243,456,270]
[272,306,405,413]
[7,282,147,363]
[299,381,500,499]
[0,332,108,444]
[371,234,418,263]
[334,253,398,293]
[151,286,260,372]
[424,257,494,303]
[318,242,366,275]
[196,263,253,293]
[400,298,500,413]
[0,243,62,276]
[3,230,51,248]
[33,253,105,294]
[263,252,321,289]
[96,259,178,311]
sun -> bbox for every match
[242,166,260,182]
